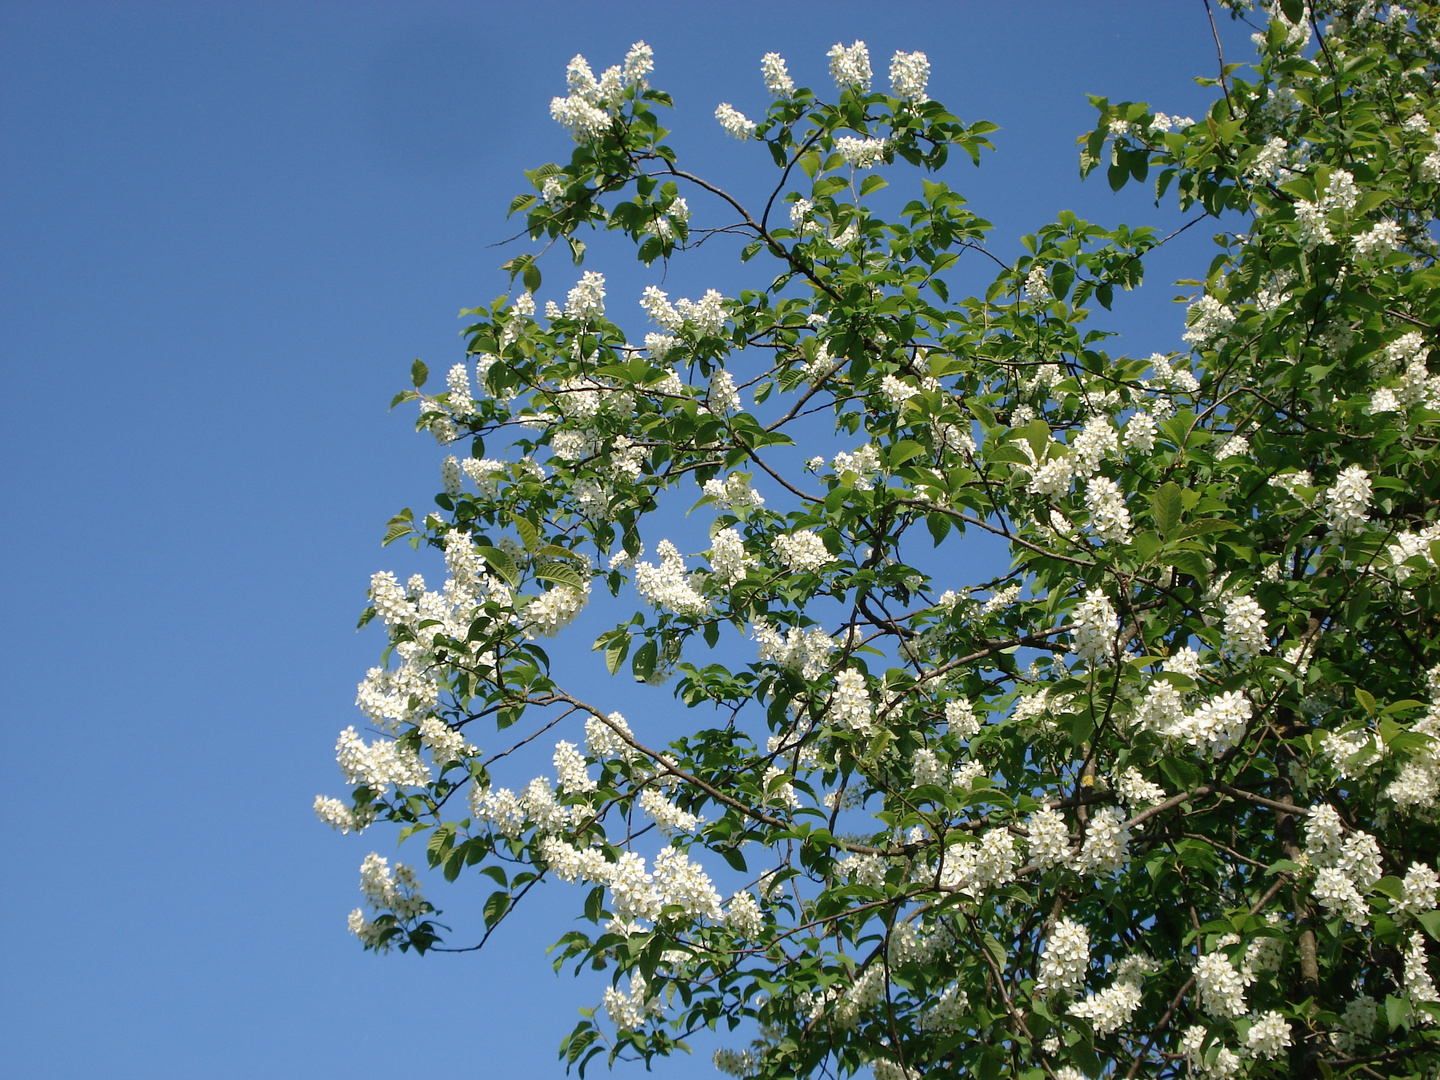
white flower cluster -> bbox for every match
[760,52,793,97]
[1113,766,1166,807]
[586,711,635,761]
[1196,949,1252,1019]
[553,740,596,795]
[635,540,710,616]
[336,726,431,793]
[1294,167,1361,249]
[827,40,871,91]
[831,444,883,489]
[639,786,702,835]
[1306,804,1384,926]
[938,829,1018,897]
[1037,917,1091,995]
[1124,411,1157,454]
[945,697,982,739]
[834,135,886,169]
[773,530,832,573]
[715,102,755,141]
[829,669,874,736]
[1396,862,1440,920]
[1075,806,1131,876]
[1183,294,1237,347]
[549,44,651,142]
[703,473,765,511]
[1084,475,1131,543]
[888,50,929,100]
[752,618,835,680]
[709,369,741,414]
[1222,593,1268,661]
[1323,464,1372,535]
[640,285,728,335]
[313,794,376,834]
[1072,588,1118,667]
[1026,416,1119,497]
[349,853,427,950]
[603,974,664,1030]
[707,527,754,586]
[565,270,606,319]
[1387,692,1440,810]
[525,578,590,639]
[1026,808,1073,869]
[1068,956,1153,1035]
[1404,930,1439,1005]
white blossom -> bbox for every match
[830,669,874,735]
[1196,950,1251,1019]
[773,530,832,573]
[827,40,871,91]
[888,50,929,100]
[1085,476,1131,543]
[565,270,606,319]
[1075,806,1130,876]
[835,136,886,169]
[1037,917,1091,995]
[1396,863,1440,920]
[1324,465,1372,535]
[634,540,710,616]
[1072,588,1118,667]
[760,52,793,96]
[1245,1011,1292,1059]
[715,103,755,140]
[1026,808,1072,869]
[1223,594,1268,660]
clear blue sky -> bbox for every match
[0,3,1255,1077]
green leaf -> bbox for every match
[411,359,428,389]
[484,890,511,929]
[535,562,587,591]
[859,175,888,197]
[511,513,539,552]
[475,546,520,589]
[1151,482,1183,539]
[1355,687,1376,715]
[1418,910,1440,942]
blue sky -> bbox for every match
[0,3,1256,1077]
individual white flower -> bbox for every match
[715,103,755,140]
[1323,465,1372,535]
[827,40,871,91]
[774,530,832,573]
[1245,1011,1292,1059]
[888,50,929,100]
[565,270,606,318]
[1037,917,1091,995]
[760,52,793,96]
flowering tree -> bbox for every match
[317,4,1440,1078]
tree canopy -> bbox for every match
[318,3,1440,1077]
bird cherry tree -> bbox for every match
[317,3,1440,1077]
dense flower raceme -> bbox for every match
[324,13,1440,1080]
